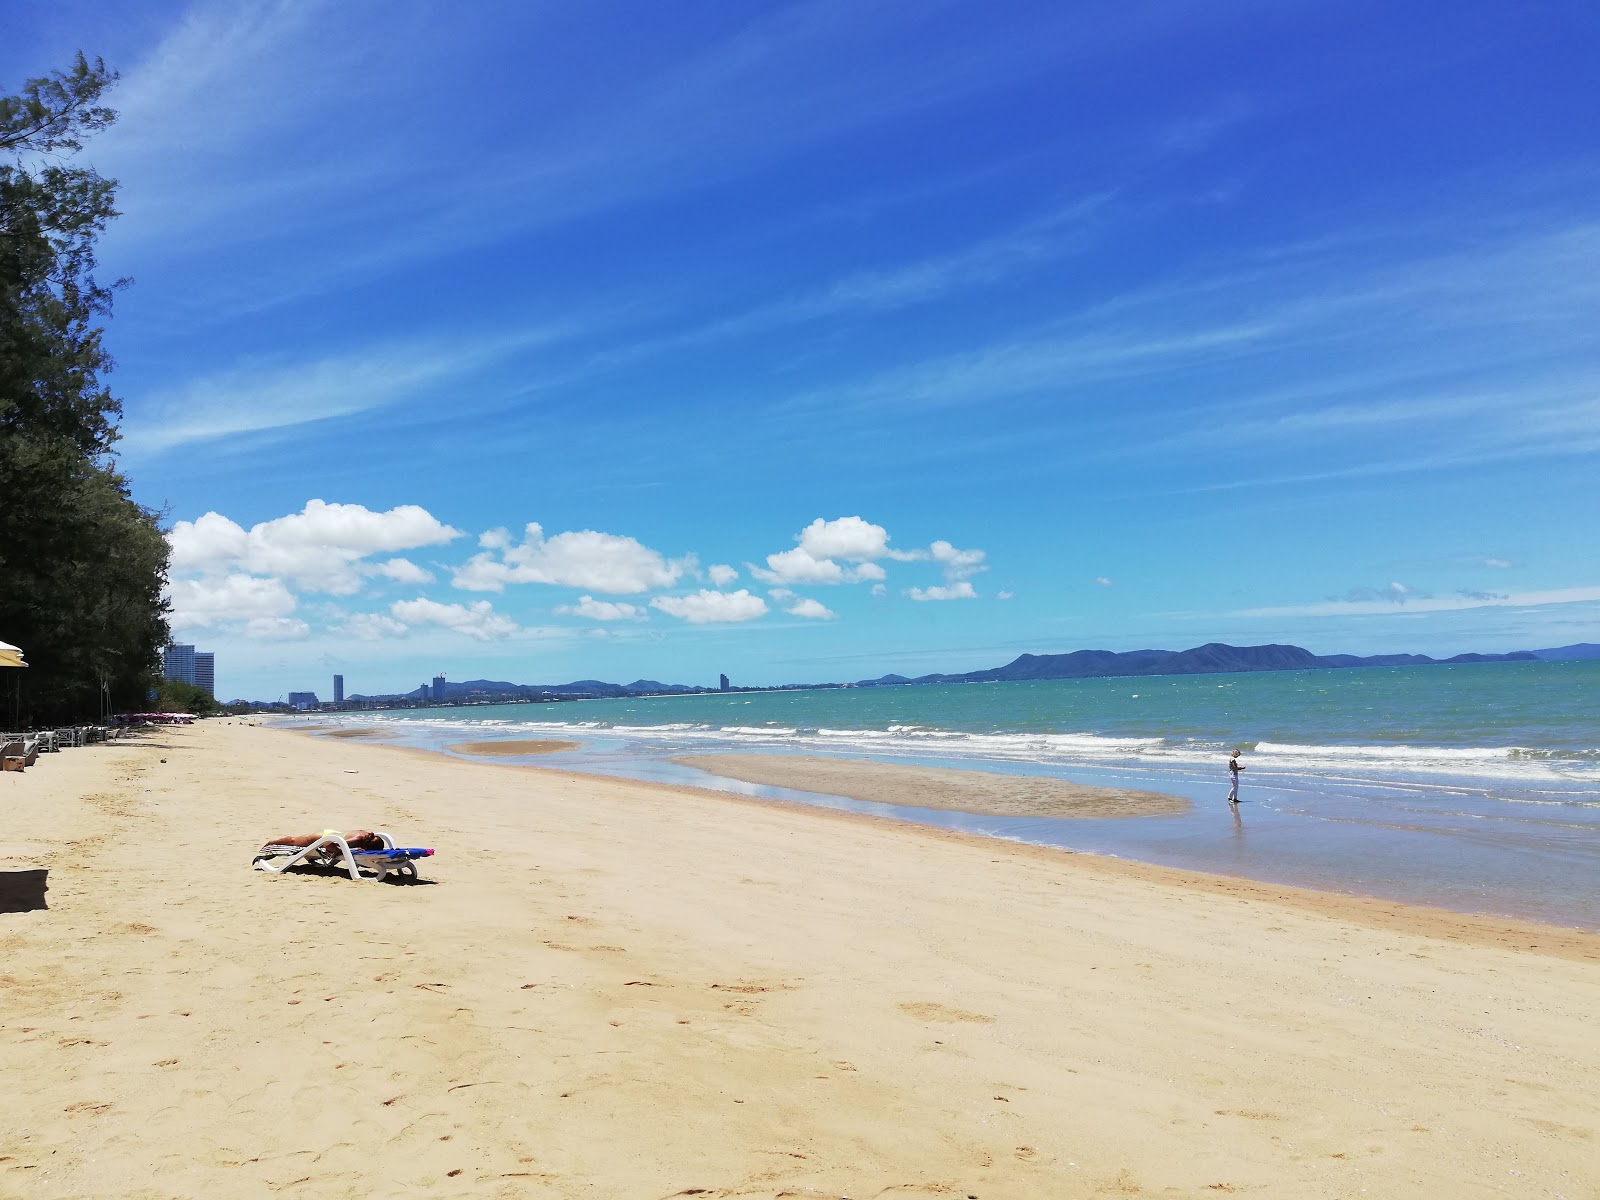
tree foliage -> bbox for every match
[1,54,170,726]
[152,678,221,717]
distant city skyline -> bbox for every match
[7,2,1598,699]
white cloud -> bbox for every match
[1482,558,1514,569]
[339,612,410,640]
[996,590,1015,600]
[929,540,986,580]
[708,563,739,587]
[787,597,837,620]
[453,522,687,594]
[869,583,887,597]
[797,516,892,561]
[767,587,795,601]
[390,598,519,640]
[905,581,979,601]
[650,589,769,624]
[752,547,887,586]
[370,557,434,584]
[1095,576,1114,587]
[556,595,647,622]
[751,515,908,585]
[167,573,297,630]
[168,500,461,594]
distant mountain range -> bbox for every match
[344,640,1597,705]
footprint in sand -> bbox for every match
[64,1101,112,1115]
[1215,1109,1282,1121]
[897,1001,995,1023]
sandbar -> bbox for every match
[2,722,1595,1198]
[318,727,383,738]
[447,738,580,756]
[674,751,1187,818]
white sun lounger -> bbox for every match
[251,831,434,882]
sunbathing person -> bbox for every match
[260,829,385,852]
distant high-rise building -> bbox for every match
[287,691,318,710]
[333,674,345,704]
[193,652,215,697]
[162,644,196,685]
[719,673,730,692]
[162,644,217,695]
[431,673,447,702]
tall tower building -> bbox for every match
[333,674,345,704]
[193,653,215,697]
[431,674,447,702]
[162,644,197,685]
[719,673,730,692]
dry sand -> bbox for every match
[675,751,1187,818]
[448,739,581,756]
[1,722,1597,1199]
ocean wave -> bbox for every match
[351,712,1598,784]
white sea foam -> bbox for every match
[356,713,1598,785]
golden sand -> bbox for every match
[1,722,1596,1198]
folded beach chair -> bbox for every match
[252,830,434,882]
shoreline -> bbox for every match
[671,751,1189,819]
[4,721,1597,1196]
[352,731,1600,956]
[291,723,1600,943]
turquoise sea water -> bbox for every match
[305,660,1600,930]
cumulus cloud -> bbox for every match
[650,589,768,623]
[797,516,892,561]
[997,590,1015,600]
[168,499,461,594]
[453,522,687,594]
[167,573,297,630]
[750,515,905,585]
[905,581,979,601]
[390,597,519,640]
[339,611,410,640]
[929,540,986,581]
[707,563,739,587]
[1481,558,1514,569]
[556,595,647,621]
[787,597,837,619]
[369,557,434,584]
[1095,576,1114,587]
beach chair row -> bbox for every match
[2,726,123,772]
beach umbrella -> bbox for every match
[0,640,27,669]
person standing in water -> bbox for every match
[1227,749,1245,803]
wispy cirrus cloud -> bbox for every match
[121,327,562,454]
[1232,584,1600,619]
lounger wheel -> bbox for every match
[394,862,418,881]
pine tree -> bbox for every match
[0,54,171,725]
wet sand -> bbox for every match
[447,738,580,756]
[1,722,1596,1198]
[674,751,1188,818]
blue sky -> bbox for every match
[8,0,1599,699]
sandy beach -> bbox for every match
[2,722,1597,1198]
[674,752,1188,818]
